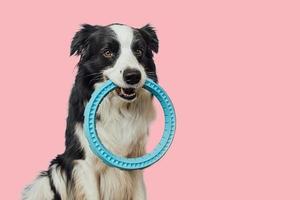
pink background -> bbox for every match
[0,0,300,199]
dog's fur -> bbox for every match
[22,23,159,200]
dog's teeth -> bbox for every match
[119,88,136,100]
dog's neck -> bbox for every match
[95,89,155,157]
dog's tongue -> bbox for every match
[122,88,135,95]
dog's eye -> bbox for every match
[103,50,113,58]
[135,49,143,57]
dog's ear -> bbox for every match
[70,24,97,57]
[139,24,159,53]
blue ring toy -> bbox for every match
[84,79,176,170]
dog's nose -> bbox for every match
[123,68,141,85]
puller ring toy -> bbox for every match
[84,79,176,170]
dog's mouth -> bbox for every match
[115,87,137,101]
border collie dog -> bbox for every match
[23,23,159,200]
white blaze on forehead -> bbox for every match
[109,24,138,72]
[110,24,134,49]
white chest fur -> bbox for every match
[96,88,155,157]
[74,89,154,200]
[76,88,155,160]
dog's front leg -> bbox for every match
[71,160,100,200]
[132,171,147,200]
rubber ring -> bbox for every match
[84,79,176,170]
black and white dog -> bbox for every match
[23,23,159,200]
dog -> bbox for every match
[22,23,159,200]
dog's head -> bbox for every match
[71,23,158,102]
